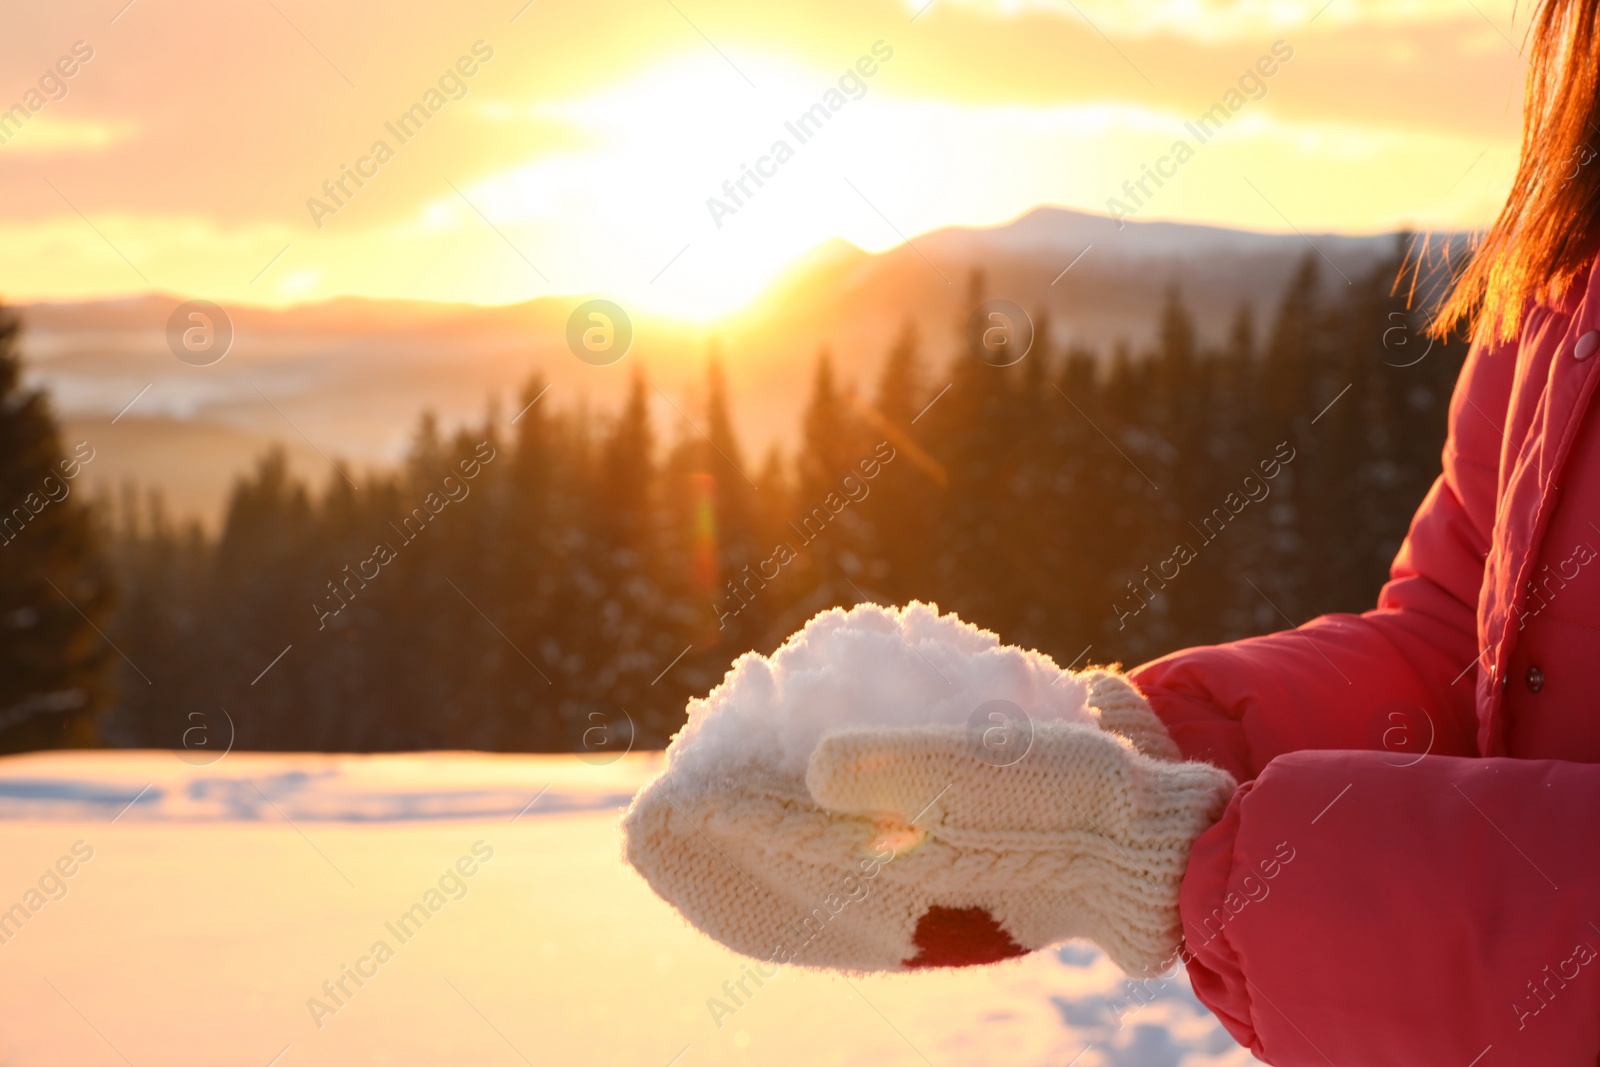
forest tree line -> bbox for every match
[0,238,1468,753]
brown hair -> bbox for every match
[1434,0,1600,342]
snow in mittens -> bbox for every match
[663,600,1096,779]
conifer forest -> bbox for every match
[1,242,1467,754]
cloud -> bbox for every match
[903,0,1522,41]
[0,118,135,155]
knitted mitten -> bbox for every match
[623,683,1234,977]
[1082,668,1182,761]
[804,722,1233,973]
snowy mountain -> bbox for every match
[15,207,1460,525]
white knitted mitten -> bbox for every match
[1082,668,1182,761]
[624,690,1234,976]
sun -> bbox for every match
[429,51,911,323]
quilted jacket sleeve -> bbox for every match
[1179,750,1600,1065]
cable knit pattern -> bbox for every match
[806,722,1235,972]
[623,669,1235,977]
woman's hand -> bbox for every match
[624,673,1235,976]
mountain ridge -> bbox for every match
[15,206,1462,525]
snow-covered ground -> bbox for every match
[0,751,1262,1067]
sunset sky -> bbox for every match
[1,0,1526,319]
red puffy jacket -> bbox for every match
[1132,259,1600,1066]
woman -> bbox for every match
[1122,1,1600,1059]
[626,3,1600,1061]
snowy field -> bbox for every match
[0,751,1262,1067]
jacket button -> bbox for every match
[1576,331,1600,361]
[1526,665,1544,692]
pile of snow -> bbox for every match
[665,601,1096,778]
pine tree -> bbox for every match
[101,488,213,750]
[1043,346,1121,660]
[862,321,938,603]
[791,350,872,604]
[0,306,115,752]
[1250,254,1322,624]
[698,355,765,647]
[1149,286,1258,654]
[591,366,677,743]
[206,448,317,748]
[1207,304,1273,642]
[492,374,572,749]
[918,272,1016,635]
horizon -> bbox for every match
[8,204,1468,320]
